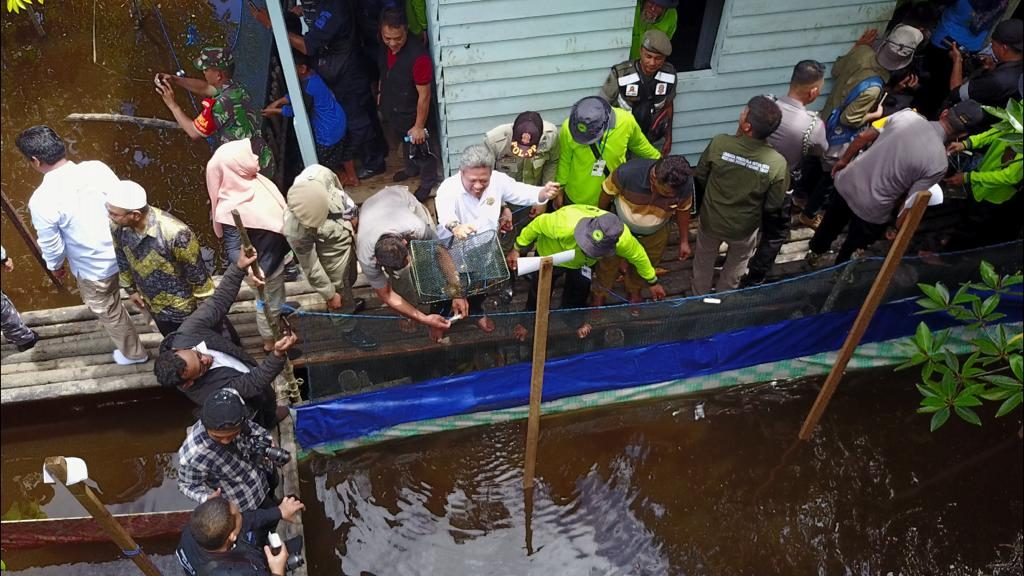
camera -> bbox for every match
[252,435,292,467]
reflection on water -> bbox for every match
[1,389,197,569]
[0,0,242,310]
[299,370,1023,575]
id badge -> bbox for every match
[655,82,668,96]
[580,265,593,280]
[590,159,606,177]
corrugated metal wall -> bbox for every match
[428,0,636,174]
[672,0,894,159]
[427,0,894,173]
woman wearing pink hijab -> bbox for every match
[205,138,290,351]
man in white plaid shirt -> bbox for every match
[177,388,279,512]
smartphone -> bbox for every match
[940,36,956,49]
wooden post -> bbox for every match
[43,457,162,576]
[798,192,932,440]
[523,257,553,490]
[230,210,301,401]
[1,189,68,293]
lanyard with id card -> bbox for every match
[589,133,610,178]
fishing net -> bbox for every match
[409,230,510,303]
[292,241,1023,402]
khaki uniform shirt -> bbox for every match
[483,121,560,186]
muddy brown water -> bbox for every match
[0,0,242,311]
[297,369,1023,576]
[1,370,1021,573]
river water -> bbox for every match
[0,0,242,311]
[298,369,1023,576]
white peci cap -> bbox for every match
[106,180,148,210]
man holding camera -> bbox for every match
[178,388,290,513]
[176,493,304,576]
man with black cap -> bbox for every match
[557,96,661,208]
[153,249,297,430]
[177,388,287,512]
[807,100,987,266]
[948,19,1023,109]
[176,492,304,576]
[630,0,678,60]
[484,112,560,187]
[592,156,693,306]
[282,164,378,351]
[507,204,667,338]
[602,29,677,154]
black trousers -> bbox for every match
[799,156,835,219]
[389,124,439,194]
[525,267,591,311]
[808,193,887,265]
[746,195,793,284]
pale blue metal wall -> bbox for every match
[428,0,636,174]
[427,0,895,173]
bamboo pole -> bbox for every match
[523,257,553,490]
[42,457,162,576]
[64,113,181,131]
[1,189,68,293]
[229,210,302,402]
[798,192,932,440]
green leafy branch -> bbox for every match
[898,261,1023,431]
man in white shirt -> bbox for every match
[17,125,148,365]
[434,145,559,332]
[435,144,559,241]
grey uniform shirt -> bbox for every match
[835,109,947,225]
[766,95,828,172]
[356,186,437,289]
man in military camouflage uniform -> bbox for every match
[155,47,274,176]
[600,30,677,155]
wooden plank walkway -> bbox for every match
[0,203,964,405]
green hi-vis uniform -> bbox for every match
[630,5,677,60]
[514,204,657,283]
[695,134,789,242]
[557,108,661,207]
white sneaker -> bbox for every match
[113,349,149,365]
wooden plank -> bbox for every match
[721,24,868,55]
[2,361,155,388]
[676,83,791,112]
[717,44,853,74]
[437,7,633,46]
[443,49,623,84]
[439,29,629,67]
[725,2,892,36]
[437,0,633,26]
[445,68,609,104]
[445,106,568,139]
[676,66,792,93]
[445,86,599,123]
[731,0,882,17]
[2,374,159,403]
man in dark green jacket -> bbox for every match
[692,96,788,295]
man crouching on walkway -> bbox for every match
[154,248,296,430]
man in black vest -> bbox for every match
[153,249,297,430]
[377,7,438,201]
[600,30,677,155]
[592,155,694,306]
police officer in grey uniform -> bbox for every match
[600,29,677,154]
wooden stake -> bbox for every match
[798,192,932,440]
[230,210,301,401]
[43,457,162,576]
[64,113,181,131]
[1,189,68,294]
[523,257,553,490]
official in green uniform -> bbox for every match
[155,47,274,176]
[557,96,661,207]
[630,0,678,60]
[692,96,789,295]
[602,29,677,155]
